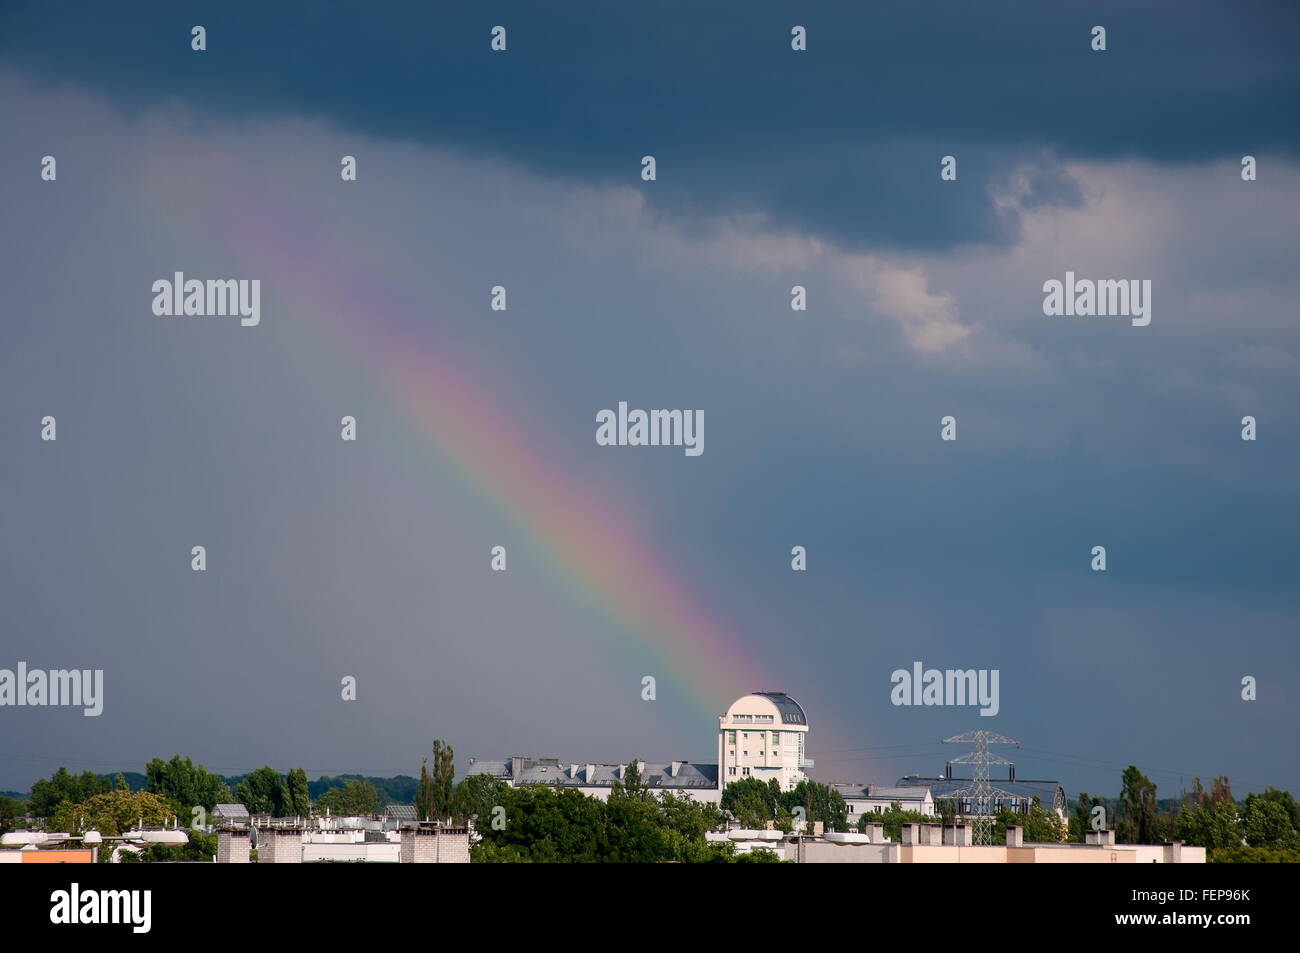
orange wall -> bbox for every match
[23,849,94,863]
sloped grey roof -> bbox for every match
[642,762,719,789]
[870,785,933,800]
[466,758,719,790]
[896,777,1066,814]
[830,784,931,801]
[213,803,249,818]
[754,692,807,725]
[386,804,417,820]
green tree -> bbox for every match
[610,759,651,802]
[993,794,1064,843]
[779,779,850,833]
[721,778,773,829]
[477,784,609,862]
[415,760,433,821]
[937,797,957,827]
[735,847,783,863]
[286,768,310,818]
[1069,791,1106,842]
[659,799,732,860]
[658,791,725,841]
[1208,776,1234,806]
[429,740,456,821]
[607,761,665,860]
[338,779,380,814]
[856,801,933,840]
[453,773,507,824]
[1250,788,1299,833]
[1175,797,1240,852]
[606,792,667,861]
[139,829,218,863]
[145,755,231,813]
[48,789,174,836]
[473,782,740,863]
[1210,845,1300,863]
[1241,793,1300,851]
[235,766,290,816]
[29,767,112,817]
[1118,765,1161,844]
[0,795,22,835]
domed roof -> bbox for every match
[725,691,808,725]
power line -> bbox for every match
[808,741,950,758]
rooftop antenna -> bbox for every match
[942,730,1019,846]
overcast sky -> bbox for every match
[1,1,1298,800]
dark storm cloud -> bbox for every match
[1,1,1296,251]
[1,3,1298,802]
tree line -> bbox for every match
[5,754,1296,863]
[1068,767,1300,861]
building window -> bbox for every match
[742,768,750,776]
[728,767,736,776]
[728,731,736,743]
[743,751,748,756]
[771,732,780,744]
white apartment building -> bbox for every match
[717,691,813,792]
[830,784,936,819]
[464,757,722,805]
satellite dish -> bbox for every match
[249,825,258,849]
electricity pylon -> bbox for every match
[943,730,1019,845]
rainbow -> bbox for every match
[199,185,781,737]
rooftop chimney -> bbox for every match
[1006,826,1024,847]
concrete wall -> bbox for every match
[902,844,1006,863]
[1130,844,1207,864]
[789,837,1206,863]
[1009,845,1134,863]
[304,842,400,863]
[798,841,895,863]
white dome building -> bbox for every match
[717,692,813,792]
